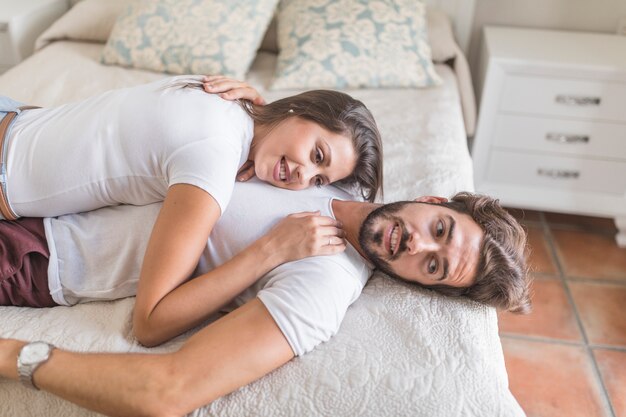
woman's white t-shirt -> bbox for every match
[6,76,253,216]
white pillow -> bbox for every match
[35,0,130,51]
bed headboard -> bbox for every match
[424,0,476,54]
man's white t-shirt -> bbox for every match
[7,76,253,217]
[43,180,372,356]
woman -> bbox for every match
[0,76,383,345]
[1,76,382,217]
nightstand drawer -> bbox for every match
[487,150,626,194]
[499,75,626,123]
[492,114,626,160]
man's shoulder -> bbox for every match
[256,246,371,356]
[270,245,371,289]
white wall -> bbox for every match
[468,0,626,77]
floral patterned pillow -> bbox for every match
[271,0,442,89]
[101,0,278,78]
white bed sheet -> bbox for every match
[0,40,524,417]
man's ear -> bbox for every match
[414,196,448,204]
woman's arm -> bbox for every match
[132,184,221,346]
[132,184,345,347]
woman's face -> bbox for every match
[251,117,357,191]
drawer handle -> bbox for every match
[545,133,590,144]
[555,95,601,106]
[537,168,580,179]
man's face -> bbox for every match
[359,199,484,287]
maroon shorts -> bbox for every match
[0,218,57,307]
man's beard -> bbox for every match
[358,201,411,279]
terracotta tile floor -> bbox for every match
[498,208,626,417]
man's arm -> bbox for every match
[0,298,293,417]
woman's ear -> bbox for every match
[236,160,256,182]
[414,196,448,204]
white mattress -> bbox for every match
[0,41,523,417]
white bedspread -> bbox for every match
[0,41,524,416]
[0,276,523,417]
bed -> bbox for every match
[0,1,525,416]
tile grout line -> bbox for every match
[538,213,587,341]
[532,272,626,287]
[565,276,626,287]
[500,333,584,347]
[540,212,617,417]
[589,344,626,352]
[547,222,618,237]
[499,333,626,352]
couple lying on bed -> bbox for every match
[0,76,530,416]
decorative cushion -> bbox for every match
[101,0,279,78]
[260,8,459,62]
[271,0,442,90]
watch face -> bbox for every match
[21,342,51,365]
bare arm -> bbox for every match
[132,183,221,347]
[133,184,345,347]
[0,298,293,417]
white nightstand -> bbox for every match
[0,0,68,74]
[472,26,626,247]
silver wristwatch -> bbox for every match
[17,341,55,390]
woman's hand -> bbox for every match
[202,75,266,105]
[259,211,346,264]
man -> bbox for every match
[0,179,529,417]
